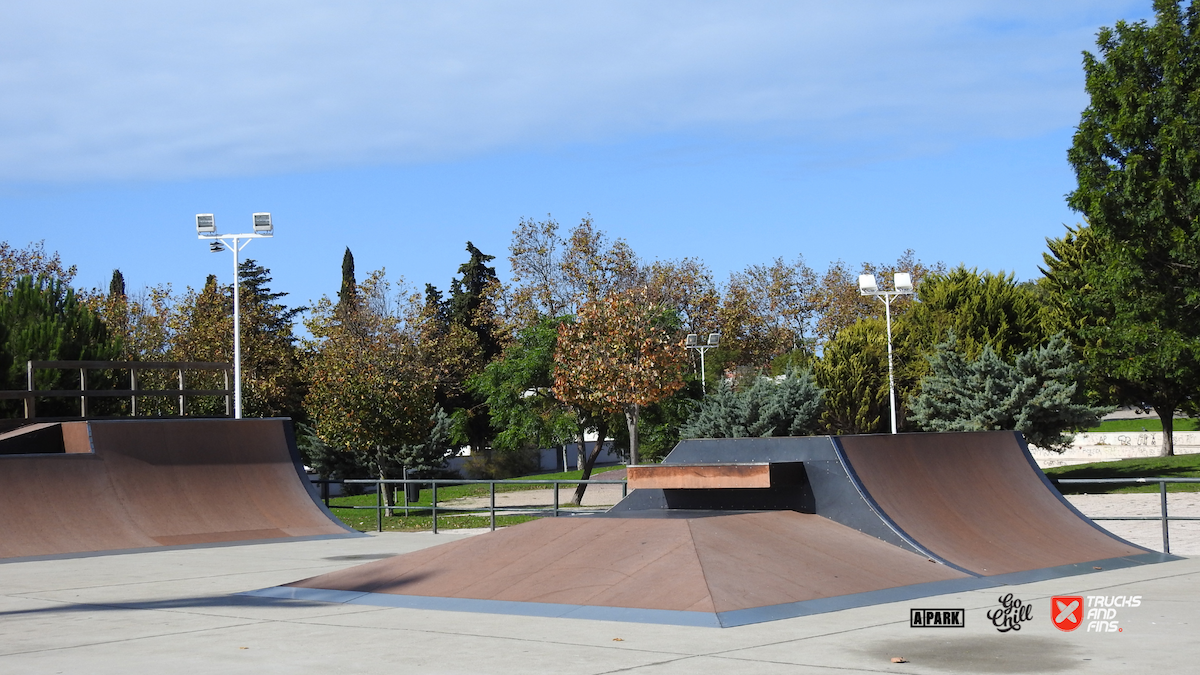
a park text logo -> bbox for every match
[909,609,965,628]
[1053,595,1140,633]
[986,593,1032,632]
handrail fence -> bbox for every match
[313,475,1198,553]
[0,360,232,418]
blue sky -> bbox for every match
[0,1,1154,309]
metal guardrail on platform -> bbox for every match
[0,360,233,418]
[1051,477,1200,554]
[314,478,628,534]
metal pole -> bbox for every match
[884,293,897,435]
[177,368,185,416]
[1161,481,1171,554]
[131,367,138,417]
[490,481,496,531]
[432,482,438,534]
[553,481,559,517]
[699,347,707,391]
[376,480,382,533]
[232,236,242,419]
[79,366,87,417]
[26,361,35,419]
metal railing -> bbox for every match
[1052,477,1200,554]
[0,360,232,418]
[317,478,629,534]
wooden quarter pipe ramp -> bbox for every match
[0,419,357,560]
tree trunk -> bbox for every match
[571,418,609,506]
[1160,406,1176,457]
[377,448,396,517]
[625,403,640,466]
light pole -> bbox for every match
[857,272,914,434]
[685,332,720,392]
[196,213,274,419]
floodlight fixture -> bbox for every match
[707,333,720,347]
[196,213,216,234]
[894,272,913,292]
[252,212,273,235]
[858,274,878,294]
[686,333,699,347]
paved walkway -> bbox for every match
[2,496,1199,674]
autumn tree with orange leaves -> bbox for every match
[552,289,687,465]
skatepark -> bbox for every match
[1,419,1199,672]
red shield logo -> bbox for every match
[1052,596,1084,631]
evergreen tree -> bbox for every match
[108,269,126,298]
[814,318,890,434]
[680,370,823,439]
[908,335,1106,451]
[0,275,120,416]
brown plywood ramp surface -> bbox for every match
[837,431,1149,576]
[0,419,355,560]
[267,511,980,627]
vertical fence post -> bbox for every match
[490,481,496,531]
[432,482,438,534]
[177,368,185,416]
[79,366,88,417]
[553,481,559,517]
[130,367,138,417]
[224,369,231,417]
[376,481,383,533]
[1160,480,1171,554]
[25,361,35,419]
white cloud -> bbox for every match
[0,1,1149,181]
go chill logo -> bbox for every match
[1052,595,1141,632]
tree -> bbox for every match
[1058,0,1200,455]
[812,251,944,345]
[908,335,1106,451]
[814,318,890,434]
[900,267,1047,362]
[717,256,819,372]
[552,288,687,465]
[469,317,613,501]
[303,268,435,513]
[0,275,120,416]
[169,261,305,419]
[680,369,824,439]
[0,241,77,293]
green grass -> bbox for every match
[1045,454,1200,494]
[1085,418,1200,433]
[325,465,624,532]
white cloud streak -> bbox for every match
[0,1,1149,181]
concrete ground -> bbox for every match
[2,511,1199,675]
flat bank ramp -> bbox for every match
[836,432,1148,576]
[0,419,355,559]
[262,511,980,627]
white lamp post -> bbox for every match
[685,332,721,391]
[196,213,274,419]
[857,272,914,434]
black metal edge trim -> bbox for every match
[1013,432,1157,554]
[280,418,361,534]
[715,576,998,628]
[242,587,723,627]
[828,436,976,577]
